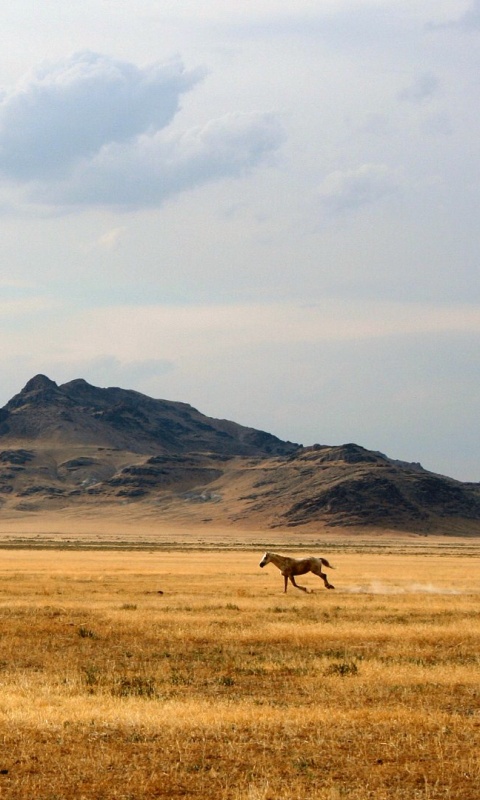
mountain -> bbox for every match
[0,375,479,532]
[0,374,296,456]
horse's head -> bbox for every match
[259,552,271,568]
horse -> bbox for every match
[259,551,335,593]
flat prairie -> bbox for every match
[0,531,479,799]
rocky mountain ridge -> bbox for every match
[1,374,296,456]
[0,375,479,531]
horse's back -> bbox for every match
[291,557,312,575]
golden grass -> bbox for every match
[0,547,479,798]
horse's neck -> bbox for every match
[270,553,289,568]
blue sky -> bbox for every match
[0,1,479,481]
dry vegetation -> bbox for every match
[0,544,479,798]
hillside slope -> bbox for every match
[0,376,479,532]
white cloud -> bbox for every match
[43,111,285,207]
[461,0,480,28]
[0,51,284,209]
[317,163,405,214]
[433,0,480,30]
[0,296,57,317]
[0,277,35,290]
[23,301,480,367]
[0,51,204,181]
[96,227,126,251]
[398,73,440,104]
[422,112,453,136]
[4,300,479,378]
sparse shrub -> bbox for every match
[170,669,193,686]
[293,757,316,771]
[113,675,157,698]
[78,626,97,639]
[324,660,358,677]
[82,664,100,689]
[218,675,235,686]
[126,731,148,743]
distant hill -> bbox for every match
[0,375,479,532]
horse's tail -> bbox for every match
[321,558,335,570]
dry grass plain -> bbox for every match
[0,535,479,799]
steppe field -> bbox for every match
[0,518,479,799]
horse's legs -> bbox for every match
[316,569,335,589]
[310,565,334,589]
[290,575,308,593]
[282,571,309,593]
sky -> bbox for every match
[0,0,479,481]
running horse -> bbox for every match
[259,551,335,593]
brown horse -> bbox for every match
[259,551,335,593]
